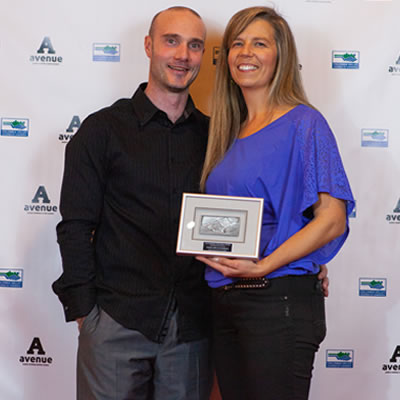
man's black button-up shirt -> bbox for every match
[53,83,210,342]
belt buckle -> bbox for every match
[223,283,234,291]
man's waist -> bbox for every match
[96,289,210,342]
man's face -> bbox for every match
[145,10,206,93]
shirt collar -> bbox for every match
[131,83,196,126]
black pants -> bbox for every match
[212,274,326,400]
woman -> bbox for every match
[197,6,354,400]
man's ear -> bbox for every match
[144,35,152,58]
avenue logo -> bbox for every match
[24,186,58,215]
[386,198,400,224]
[30,36,63,65]
[19,337,53,367]
[382,346,400,374]
[388,55,400,75]
[59,115,81,143]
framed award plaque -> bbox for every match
[176,193,264,260]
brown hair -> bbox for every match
[200,6,312,190]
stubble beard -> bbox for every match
[164,67,199,93]
[148,59,199,95]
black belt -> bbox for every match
[217,277,270,291]
[215,274,322,294]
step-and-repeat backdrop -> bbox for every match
[1,0,399,399]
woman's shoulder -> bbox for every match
[290,104,326,123]
[289,104,333,139]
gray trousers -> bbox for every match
[77,305,212,400]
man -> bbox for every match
[53,7,211,400]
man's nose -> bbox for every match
[175,43,189,60]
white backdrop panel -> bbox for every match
[1,1,399,399]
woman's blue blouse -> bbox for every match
[205,105,355,288]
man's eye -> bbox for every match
[190,42,203,50]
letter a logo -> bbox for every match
[37,36,55,54]
[390,346,400,363]
[32,186,50,204]
[27,337,45,355]
[394,199,400,213]
[66,115,81,133]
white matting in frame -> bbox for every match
[176,193,264,260]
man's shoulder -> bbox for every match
[190,107,210,135]
[192,107,209,122]
[67,97,135,148]
[88,97,134,121]
[77,97,136,135]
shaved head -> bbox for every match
[149,6,203,38]
[143,6,206,102]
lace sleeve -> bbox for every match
[297,110,355,263]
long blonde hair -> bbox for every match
[200,6,312,190]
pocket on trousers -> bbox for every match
[80,304,100,335]
[237,291,292,337]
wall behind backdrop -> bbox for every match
[1,0,399,399]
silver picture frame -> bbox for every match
[176,193,264,260]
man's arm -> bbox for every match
[52,114,107,322]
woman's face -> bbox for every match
[228,18,278,92]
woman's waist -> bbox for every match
[205,261,320,288]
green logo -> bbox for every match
[328,352,351,361]
[4,120,26,129]
[334,53,357,62]
[0,270,21,281]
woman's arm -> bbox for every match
[196,192,346,278]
